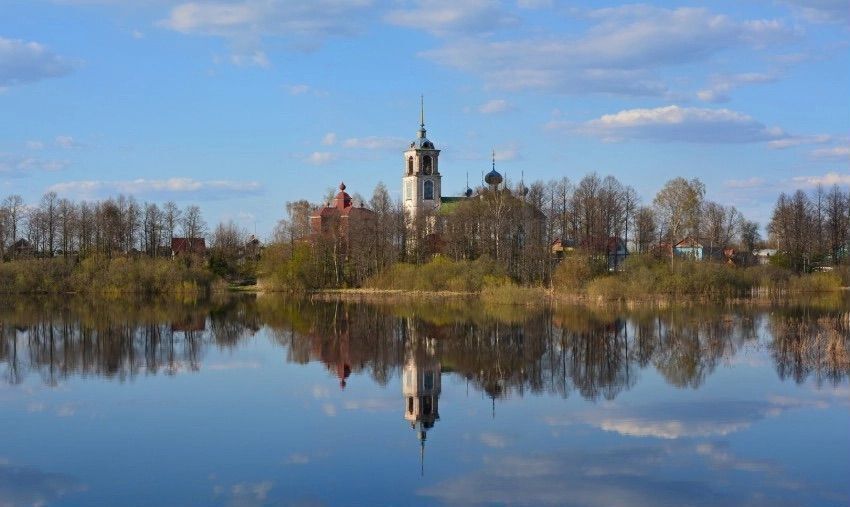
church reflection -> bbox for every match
[402,324,441,475]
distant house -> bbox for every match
[11,239,34,258]
[753,248,778,265]
[674,237,704,260]
[171,237,206,257]
[550,238,576,259]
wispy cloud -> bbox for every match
[0,36,76,87]
[697,72,779,103]
[55,135,82,149]
[477,99,512,114]
[47,178,262,199]
[160,0,375,61]
[810,145,850,161]
[385,0,518,36]
[725,177,766,189]
[341,136,404,150]
[305,151,336,165]
[0,153,68,177]
[780,0,850,24]
[422,6,795,96]
[767,134,831,149]
[321,132,337,146]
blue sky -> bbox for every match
[1,0,848,236]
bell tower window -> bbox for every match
[422,155,432,175]
[407,156,414,175]
[423,180,434,200]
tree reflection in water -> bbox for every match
[1,296,848,398]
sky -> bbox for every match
[1,0,848,237]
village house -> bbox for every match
[171,237,206,257]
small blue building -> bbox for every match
[674,237,704,260]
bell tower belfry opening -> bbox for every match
[402,96,442,219]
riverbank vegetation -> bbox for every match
[0,256,222,295]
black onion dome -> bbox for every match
[465,187,474,198]
[485,169,503,186]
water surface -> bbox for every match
[1,296,848,506]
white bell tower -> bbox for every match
[402,96,441,218]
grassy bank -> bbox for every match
[576,255,845,301]
[0,256,223,296]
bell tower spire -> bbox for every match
[418,94,426,139]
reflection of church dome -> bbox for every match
[485,169,503,186]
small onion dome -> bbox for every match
[517,182,529,196]
[465,187,473,198]
[339,182,346,191]
[484,168,503,186]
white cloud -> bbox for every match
[422,6,794,95]
[385,0,518,36]
[341,136,404,150]
[477,99,512,114]
[47,178,262,198]
[55,135,81,148]
[25,140,45,150]
[229,50,269,67]
[577,105,787,144]
[321,132,337,146]
[305,151,336,165]
[0,36,76,87]
[811,145,850,161]
[792,172,850,187]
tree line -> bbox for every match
[0,193,260,279]
[4,173,847,289]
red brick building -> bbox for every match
[309,182,375,241]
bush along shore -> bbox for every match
[0,256,224,296]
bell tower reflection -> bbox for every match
[402,326,441,475]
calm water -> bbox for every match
[1,296,848,507]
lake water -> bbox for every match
[1,296,848,507]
